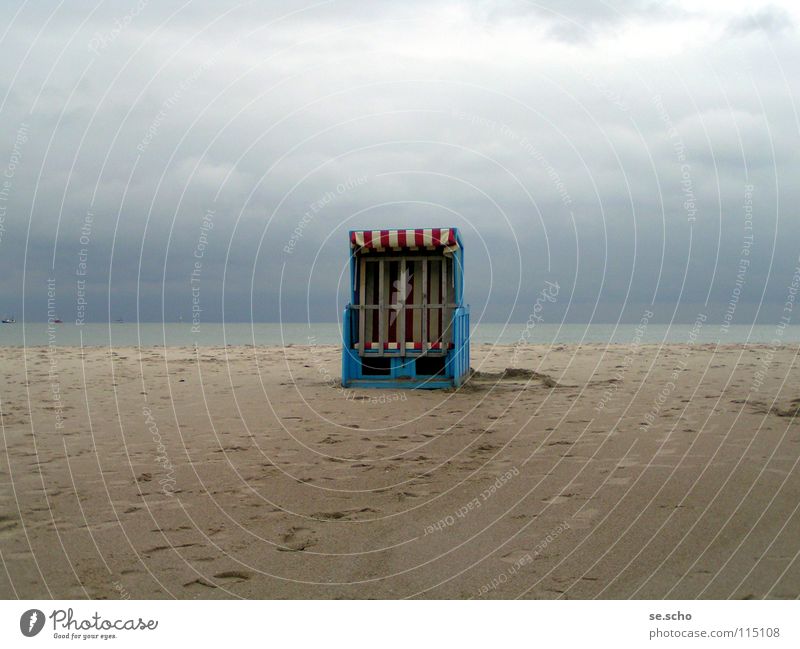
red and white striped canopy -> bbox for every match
[351,228,458,252]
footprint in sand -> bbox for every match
[0,515,20,535]
[397,490,427,500]
[213,570,252,582]
[143,542,201,556]
[213,445,249,453]
[311,507,379,521]
[501,549,533,563]
[277,526,316,552]
[183,578,216,589]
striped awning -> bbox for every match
[351,228,458,252]
[356,341,454,352]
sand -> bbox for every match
[1,343,798,599]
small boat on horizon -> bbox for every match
[1,317,15,324]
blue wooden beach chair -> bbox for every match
[342,228,469,389]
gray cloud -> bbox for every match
[484,0,687,43]
[727,4,794,37]
[0,0,799,327]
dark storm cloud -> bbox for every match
[1,0,799,326]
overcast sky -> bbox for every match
[1,0,798,325]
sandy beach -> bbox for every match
[1,343,798,599]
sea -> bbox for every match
[1,322,799,347]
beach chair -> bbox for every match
[342,228,470,389]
